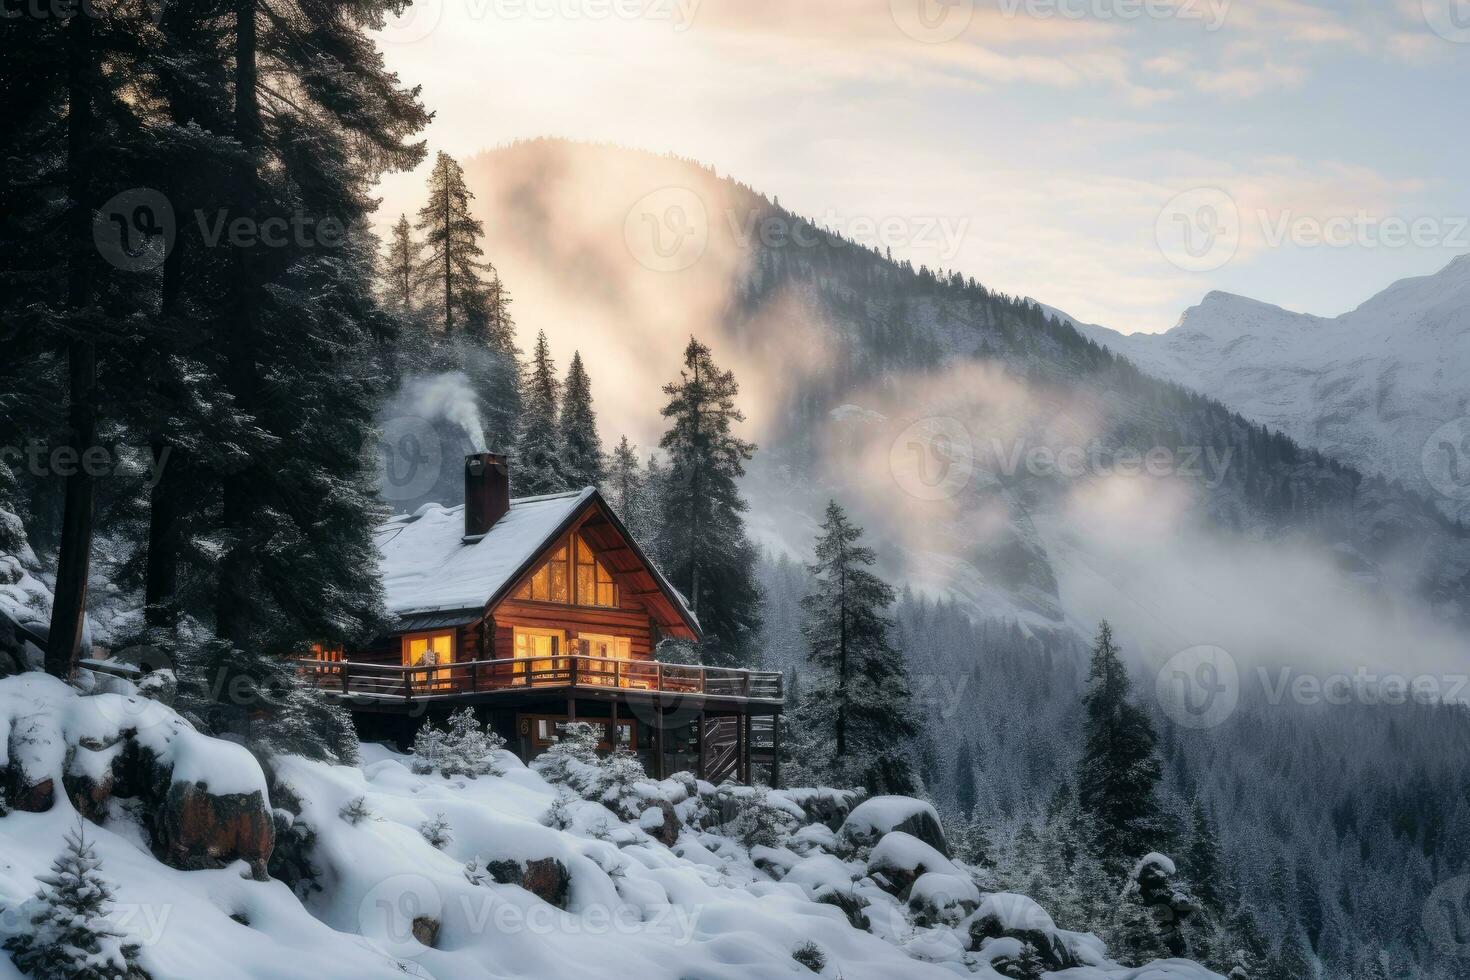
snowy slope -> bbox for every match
[1059,254,1470,520]
[0,676,1220,980]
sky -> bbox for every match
[371,0,1470,335]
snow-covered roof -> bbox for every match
[373,488,699,638]
[375,489,595,617]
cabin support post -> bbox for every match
[611,699,620,746]
[738,713,750,785]
[654,702,665,779]
[771,714,781,789]
[695,710,705,781]
[567,696,576,723]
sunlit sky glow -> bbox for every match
[372,0,1470,334]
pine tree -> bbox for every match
[558,352,605,489]
[419,813,453,849]
[413,151,492,336]
[605,436,649,538]
[655,337,763,666]
[1077,621,1163,873]
[515,331,569,496]
[383,214,419,312]
[4,824,151,980]
[793,501,917,793]
[1272,930,1314,980]
[1186,795,1226,916]
[954,739,978,816]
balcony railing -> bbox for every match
[297,654,784,703]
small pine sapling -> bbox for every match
[420,813,453,849]
[792,940,827,973]
[339,796,376,826]
[3,823,152,980]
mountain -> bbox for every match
[453,139,1470,671]
[1055,256,1470,526]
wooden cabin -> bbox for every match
[299,453,783,785]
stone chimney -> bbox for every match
[464,453,509,539]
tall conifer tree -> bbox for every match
[514,331,568,496]
[558,352,604,489]
[413,151,491,337]
[793,501,916,793]
[655,337,762,666]
[1077,621,1163,873]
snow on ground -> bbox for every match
[0,680,1223,979]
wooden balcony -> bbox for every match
[297,654,784,707]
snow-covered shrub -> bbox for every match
[412,709,506,778]
[2,823,151,980]
[542,789,576,830]
[339,795,376,825]
[531,720,601,788]
[792,940,826,973]
[420,813,453,849]
[410,723,450,774]
[722,785,800,849]
[593,746,649,819]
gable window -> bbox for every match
[575,536,618,608]
[514,543,570,603]
[512,535,618,608]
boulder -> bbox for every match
[639,799,680,847]
[411,916,440,948]
[8,772,54,813]
[840,796,949,857]
[965,894,1077,973]
[155,781,275,880]
[484,856,572,910]
[866,831,952,899]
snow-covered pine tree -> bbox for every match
[3,823,151,980]
[440,707,506,778]
[793,501,917,794]
[594,746,648,820]
[954,739,978,816]
[411,720,450,775]
[1271,929,1315,980]
[514,331,570,496]
[1186,795,1227,917]
[413,151,493,337]
[722,785,799,849]
[655,337,763,666]
[1076,621,1163,875]
[605,436,649,538]
[531,720,601,789]
[382,214,420,312]
[558,352,605,490]
[420,814,453,849]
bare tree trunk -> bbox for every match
[46,8,98,679]
[215,0,260,651]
